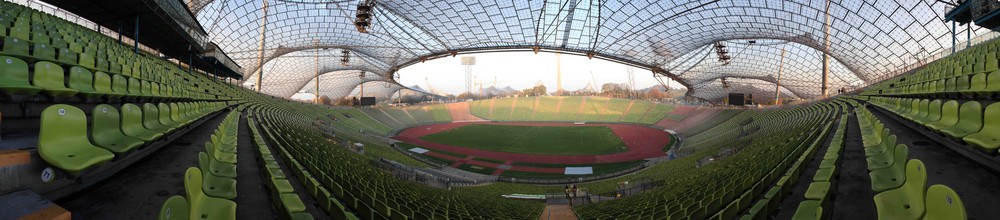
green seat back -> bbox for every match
[78,51,95,68]
[0,55,42,95]
[158,196,188,220]
[158,103,175,125]
[142,103,166,129]
[8,26,28,40]
[969,73,987,91]
[930,100,959,130]
[919,100,943,123]
[91,104,145,153]
[923,185,965,220]
[33,61,77,94]
[946,101,984,138]
[38,104,114,173]
[184,167,237,220]
[170,103,184,122]
[112,74,128,94]
[57,47,76,64]
[3,36,28,56]
[93,71,114,94]
[954,75,970,91]
[151,82,162,97]
[68,66,96,92]
[141,80,152,96]
[128,77,141,95]
[33,43,54,60]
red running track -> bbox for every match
[393,122,671,167]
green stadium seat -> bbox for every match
[941,101,983,138]
[868,143,904,171]
[142,103,174,133]
[93,71,119,99]
[199,152,236,178]
[915,100,942,124]
[963,102,1000,152]
[281,193,307,213]
[32,61,78,97]
[127,77,142,97]
[57,47,76,65]
[120,103,164,141]
[205,142,237,164]
[869,147,910,193]
[38,104,115,173]
[904,99,930,121]
[0,55,42,96]
[170,103,191,125]
[33,43,54,60]
[158,196,188,220]
[197,152,237,199]
[8,26,27,40]
[865,134,896,157]
[3,37,28,56]
[927,100,959,131]
[923,185,965,220]
[804,182,830,205]
[211,134,236,153]
[111,74,129,96]
[158,103,183,128]
[91,104,145,154]
[184,167,236,220]
[67,66,103,98]
[791,200,822,220]
[873,159,927,220]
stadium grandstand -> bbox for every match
[2,0,1000,219]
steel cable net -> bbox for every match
[192,0,996,101]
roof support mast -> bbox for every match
[775,48,786,105]
[821,0,831,98]
[314,39,320,103]
[254,0,269,92]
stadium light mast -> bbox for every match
[254,0,268,92]
[461,56,476,94]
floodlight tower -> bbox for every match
[461,56,476,94]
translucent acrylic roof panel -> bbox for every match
[191,0,997,100]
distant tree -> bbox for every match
[533,85,547,96]
[318,95,333,105]
[333,98,353,106]
[456,92,474,100]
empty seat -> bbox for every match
[0,55,42,96]
[941,101,983,138]
[927,100,959,131]
[67,66,103,98]
[91,104,145,154]
[963,103,1000,153]
[32,61,78,97]
[915,100,942,125]
[32,43,54,60]
[197,152,237,199]
[158,196,188,220]
[93,71,120,99]
[873,159,927,220]
[142,103,175,133]
[869,148,910,193]
[120,103,164,141]
[158,103,183,128]
[205,142,237,164]
[199,152,236,178]
[923,185,965,220]
[111,74,129,96]
[3,36,29,56]
[38,104,115,173]
[791,200,822,220]
[184,167,236,220]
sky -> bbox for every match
[395,52,684,95]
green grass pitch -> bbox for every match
[419,124,628,155]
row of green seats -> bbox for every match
[159,111,241,220]
[867,97,999,153]
[863,37,1000,96]
[856,105,965,220]
[246,108,319,220]
[0,55,198,101]
[791,102,850,219]
[38,102,223,173]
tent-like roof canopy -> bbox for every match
[188,0,997,102]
